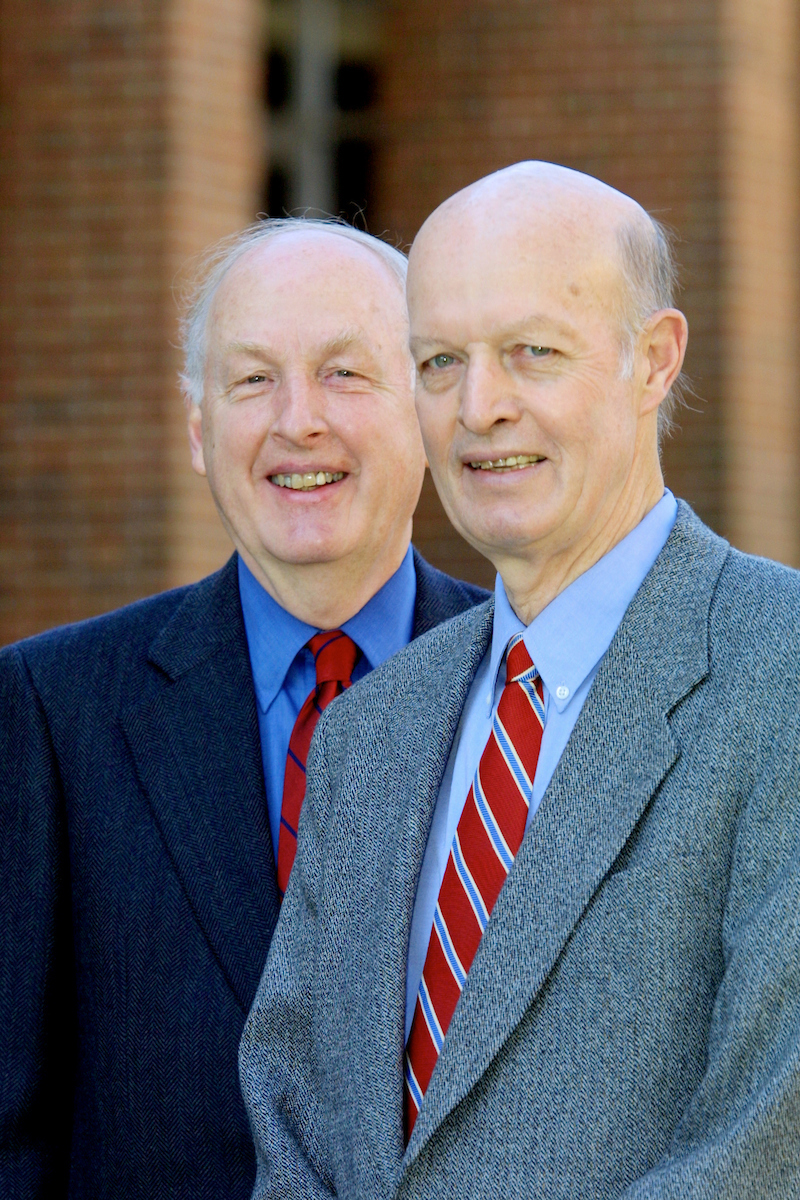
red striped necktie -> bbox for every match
[404,633,545,1140]
[276,630,360,897]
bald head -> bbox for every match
[411,162,673,375]
[416,160,648,244]
[407,161,688,622]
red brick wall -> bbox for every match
[0,0,259,645]
[1,0,796,640]
[376,0,727,587]
[721,0,799,565]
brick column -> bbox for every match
[721,0,799,565]
[375,0,725,588]
[0,0,260,645]
[164,0,262,589]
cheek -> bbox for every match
[415,395,453,463]
[209,410,268,470]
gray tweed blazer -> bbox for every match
[240,503,800,1199]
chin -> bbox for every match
[258,516,350,562]
[267,542,348,567]
[458,518,547,560]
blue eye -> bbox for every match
[429,354,455,369]
[525,346,551,357]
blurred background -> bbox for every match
[1,0,797,645]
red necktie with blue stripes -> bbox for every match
[277,629,359,897]
[404,633,545,1139]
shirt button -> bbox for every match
[556,684,570,700]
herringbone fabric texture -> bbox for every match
[277,631,359,895]
[404,633,544,1138]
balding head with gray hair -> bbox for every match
[183,212,426,629]
[615,215,686,438]
[407,160,689,621]
[179,217,409,407]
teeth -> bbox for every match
[270,471,345,490]
[468,454,544,470]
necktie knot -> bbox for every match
[505,633,536,683]
[308,630,360,688]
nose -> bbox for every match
[458,352,521,436]
[270,373,329,445]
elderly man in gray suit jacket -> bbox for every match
[240,162,800,1198]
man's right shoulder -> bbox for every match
[0,555,239,693]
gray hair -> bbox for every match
[179,217,409,406]
[616,215,688,441]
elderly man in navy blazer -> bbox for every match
[241,164,800,1198]
[0,219,487,1199]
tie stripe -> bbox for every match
[404,634,544,1138]
[473,770,516,871]
[450,829,491,932]
[433,904,467,988]
[277,630,359,896]
[404,1056,424,1113]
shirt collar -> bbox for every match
[489,490,678,711]
[340,544,417,668]
[238,545,417,715]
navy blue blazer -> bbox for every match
[0,550,487,1200]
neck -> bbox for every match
[238,529,412,628]
[498,470,664,626]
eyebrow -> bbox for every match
[504,313,579,341]
[410,313,579,352]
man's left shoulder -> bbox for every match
[711,543,800,672]
[412,547,490,636]
[655,501,800,660]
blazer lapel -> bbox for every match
[120,556,280,1013]
[406,503,730,1163]
[355,601,495,1185]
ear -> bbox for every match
[185,391,207,477]
[638,309,689,416]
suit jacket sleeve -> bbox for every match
[621,723,800,1198]
[240,717,337,1200]
[0,646,73,1196]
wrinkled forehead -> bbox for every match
[408,202,627,341]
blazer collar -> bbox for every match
[412,548,483,638]
[120,554,281,1013]
[404,502,730,1165]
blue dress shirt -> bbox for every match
[238,546,417,863]
[405,490,678,1040]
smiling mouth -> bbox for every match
[269,471,346,491]
[468,454,545,471]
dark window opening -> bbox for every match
[335,139,373,220]
[264,165,291,217]
[335,61,377,111]
[266,48,291,111]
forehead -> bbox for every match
[408,207,625,343]
[208,232,407,355]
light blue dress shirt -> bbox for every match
[238,546,417,863]
[404,490,678,1040]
